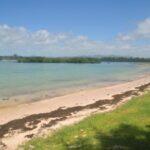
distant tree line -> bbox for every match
[100,56,150,62]
[17,57,102,63]
[0,55,150,63]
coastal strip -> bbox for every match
[0,76,150,149]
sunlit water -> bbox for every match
[0,61,150,102]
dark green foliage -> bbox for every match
[17,57,102,63]
[0,55,150,63]
[100,56,150,62]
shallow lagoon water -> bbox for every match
[0,61,150,102]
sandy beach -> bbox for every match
[0,75,150,150]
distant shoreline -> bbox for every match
[1,55,150,63]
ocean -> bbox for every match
[0,61,150,102]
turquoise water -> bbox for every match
[0,61,150,101]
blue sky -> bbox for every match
[0,0,150,57]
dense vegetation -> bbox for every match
[100,56,150,62]
[22,92,150,150]
[17,57,102,63]
[0,55,150,63]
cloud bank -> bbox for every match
[117,18,150,41]
[0,18,150,57]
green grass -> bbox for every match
[21,92,150,150]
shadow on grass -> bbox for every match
[63,124,150,150]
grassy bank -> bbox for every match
[22,92,150,150]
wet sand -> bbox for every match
[0,75,150,150]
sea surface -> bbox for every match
[0,61,150,102]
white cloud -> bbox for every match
[0,24,105,56]
[0,24,98,52]
[117,33,134,41]
[117,18,150,41]
[0,20,150,57]
[136,18,150,36]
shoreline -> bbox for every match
[0,62,150,107]
[0,73,148,108]
[0,75,150,149]
[0,80,122,109]
[1,72,137,108]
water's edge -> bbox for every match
[0,62,150,106]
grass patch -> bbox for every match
[21,92,150,150]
